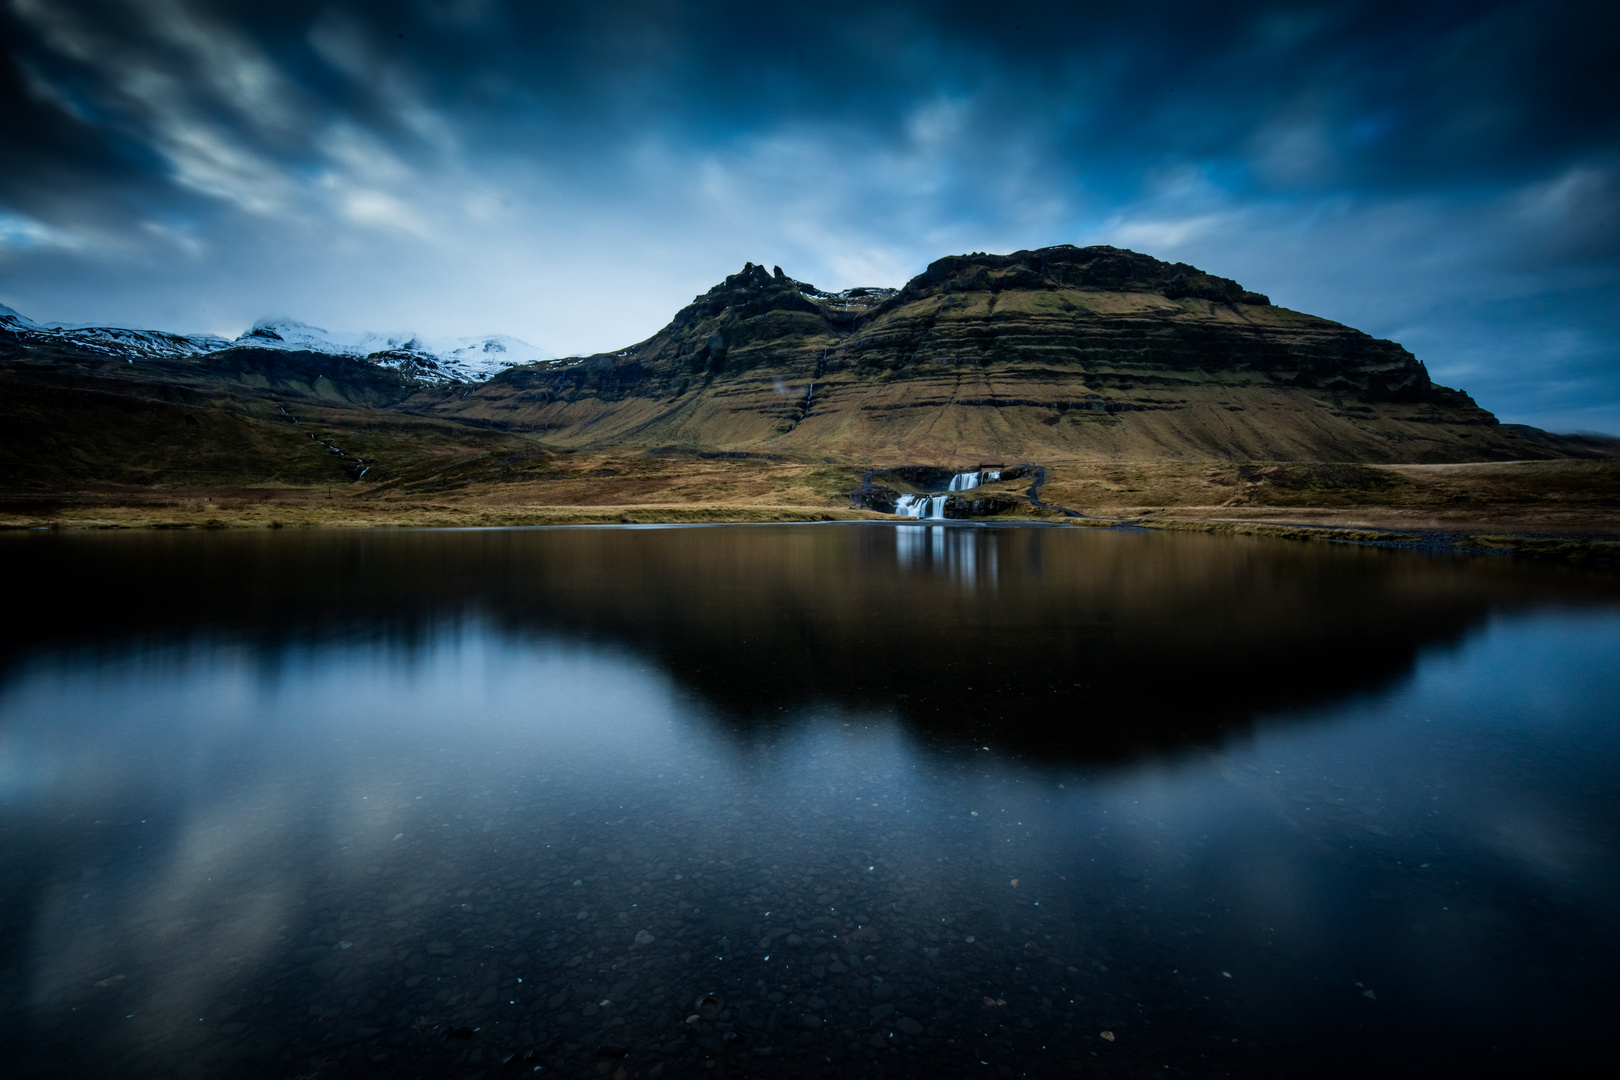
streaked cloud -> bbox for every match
[0,0,1615,430]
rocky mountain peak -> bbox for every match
[901,245,1271,307]
[675,261,825,327]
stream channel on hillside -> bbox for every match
[2,524,1617,1078]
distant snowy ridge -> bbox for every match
[1,302,230,361]
[0,305,550,383]
[237,318,552,382]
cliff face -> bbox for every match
[848,246,1431,403]
[412,245,1524,463]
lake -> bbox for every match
[2,524,1616,1078]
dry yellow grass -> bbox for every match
[1039,458,1620,536]
[4,455,1615,563]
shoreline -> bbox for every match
[3,498,1615,566]
[1116,515,1620,565]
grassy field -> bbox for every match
[1038,458,1620,532]
[5,449,1617,564]
[4,355,1616,562]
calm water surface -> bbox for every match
[1,524,1617,1078]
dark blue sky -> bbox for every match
[2,1,1616,432]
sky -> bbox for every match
[1,1,1617,433]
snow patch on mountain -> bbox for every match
[1,303,230,361]
[794,283,900,309]
[0,306,551,382]
[236,318,550,382]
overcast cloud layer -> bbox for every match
[1,0,1616,432]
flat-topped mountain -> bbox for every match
[0,246,1594,502]
[408,245,1530,462]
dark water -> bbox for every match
[2,524,1616,1079]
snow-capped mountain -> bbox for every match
[0,303,230,360]
[236,318,551,382]
[0,305,551,383]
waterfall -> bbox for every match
[947,469,1002,491]
[895,470,1008,516]
[893,494,948,520]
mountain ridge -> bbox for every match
[0,304,549,383]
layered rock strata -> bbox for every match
[411,246,1529,463]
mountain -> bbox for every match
[405,246,1543,463]
[0,302,230,361]
[0,245,1590,496]
[1498,424,1620,460]
[234,318,550,383]
[0,305,547,384]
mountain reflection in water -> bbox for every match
[1,524,1616,1079]
[6,524,1608,758]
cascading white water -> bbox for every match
[893,494,948,520]
[947,469,1004,492]
[897,470,1009,517]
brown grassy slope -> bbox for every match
[0,342,872,522]
[0,375,358,490]
[0,362,548,494]
[421,351,1528,466]
[1037,459,1620,537]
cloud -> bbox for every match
[0,0,1615,429]
[0,209,78,251]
